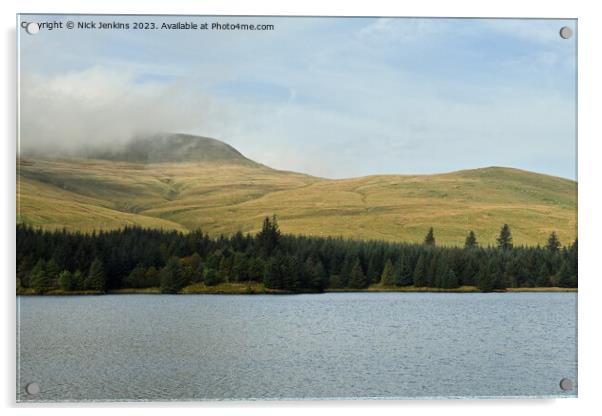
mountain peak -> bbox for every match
[94,133,255,164]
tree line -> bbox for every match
[16,217,577,294]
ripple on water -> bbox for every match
[17,292,577,401]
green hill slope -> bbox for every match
[17,135,577,246]
[91,133,258,165]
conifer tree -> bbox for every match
[160,257,184,293]
[426,252,438,287]
[247,257,265,282]
[464,231,477,249]
[424,227,436,246]
[189,252,203,282]
[282,255,302,291]
[256,215,281,256]
[29,259,51,294]
[203,268,221,286]
[462,254,479,286]
[45,258,60,290]
[217,256,231,283]
[442,268,459,289]
[546,231,561,253]
[73,270,85,290]
[556,262,573,288]
[263,256,283,289]
[58,270,76,291]
[348,259,368,289]
[477,258,497,292]
[231,252,248,282]
[145,266,160,287]
[413,253,427,287]
[305,257,327,292]
[125,264,147,288]
[497,224,513,250]
[537,263,551,287]
[366,256,379,285]
[394,256,413,286]
[380,259,395,286]
[86,258,106,292]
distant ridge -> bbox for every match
[93,133,256,165]
[17,134,577,246]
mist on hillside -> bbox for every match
[19,68,228,158]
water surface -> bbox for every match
[17,292,577,401]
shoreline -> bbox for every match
[16,284,578,296]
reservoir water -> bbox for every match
[17,292,577,401]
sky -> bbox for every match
[18,15,577,179]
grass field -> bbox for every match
[16,283,577,296]
[17,139,577,247]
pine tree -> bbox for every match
[17,256,33,288]
[497,224,513,250]
[45,258,60,290]
[203,268,222,286]
[380,259,395,286]
[426,252,438,287]
[366,256,380,285]
[505,257,523,288]
[347,259,368,289]
[557,262,573,288]
[442,268,459,289]
[73,270,85,290]
[464,231,477,249]
[145,266,160,287]
[256,215,281,256]
[339,253,357,288]
[29,259,51,294]
[477,258,497,292]
[435,255,459,289]
[160,257,185,293]
[394,256,413,286]
[247,257,265,282]
[125,264,147,288]
[312,259,327,292]
[546,231,561,253]
[282,255,302,291]
[424,227,436,246]
[217,256,231,283]
[86,258,106,292]
[263,256,282,289]
[413,253,427,287]
[305,257,327,292]
[231,252,248,282]
[189,252,203,283]
[58,270,76,291]
[462,254,478,286]
[537,263,551,287]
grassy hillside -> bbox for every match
[91,133,258,165]
[17,137,577,247]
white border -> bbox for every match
[3,1,601,415]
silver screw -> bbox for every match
[559,26,573,39]
[25,22,40,35]
[25,382,40,395]
[559,378,573,391]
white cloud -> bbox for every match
[18,17,576,180]
[485,19,576,44]
[19,67,228,156]
[357,18,449,42]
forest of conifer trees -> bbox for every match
[16,216,577,294]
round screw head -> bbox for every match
[559,26,573,39]
[25,382,40,395]
[559,378,573,391]
[25,22,40,35]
